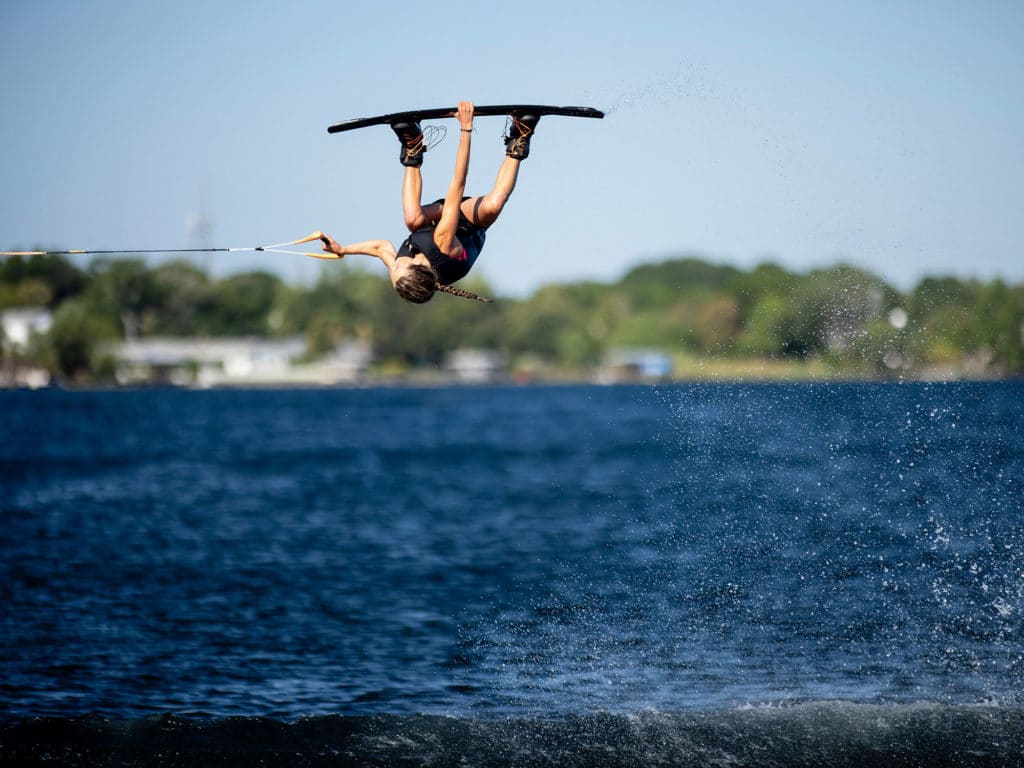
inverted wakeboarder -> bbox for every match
[316,101,537,304]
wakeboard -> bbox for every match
[327,104,604,134]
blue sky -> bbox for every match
[2,1,1021,296]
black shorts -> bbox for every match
[431,197,487,268]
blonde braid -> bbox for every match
[435,282,494,303]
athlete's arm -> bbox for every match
[319,234,398,270]
[432,101,474,255]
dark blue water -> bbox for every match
[2,383,1023,765]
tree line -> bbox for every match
[1,252,1021,382]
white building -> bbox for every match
[1,308,53,388]
[110,337,372,387]
[444,348,506,383]
[598,348,674,383]
[1,307,52,348]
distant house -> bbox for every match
[109,337,372,387]
[1,307,52,348]
[1,308,53,389]
[599,348,673,383]
[306,340,375,386]
[445,348,506,383]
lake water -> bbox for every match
[2,382,1022,765]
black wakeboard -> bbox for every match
[327,104,604,134]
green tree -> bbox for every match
[736,294,790,356]
[694,295,741,351]
[0,279,52,308]
[204,271,283,336]
[147,260,213,336]
[0,254,86,308]
[781,264,894,361]
[906,277,977,364]
[84,258,164,339]
[47,297,119,380]
[620,257,742,311]
[725,261,798,321]
[504,289,578,363]
[970,279,1022,372]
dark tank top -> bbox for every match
[397,218,486,286]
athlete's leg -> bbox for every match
[401,166,425,231]
[460,156,521,229]
[460,113,540,228]
[401,166,442,231]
